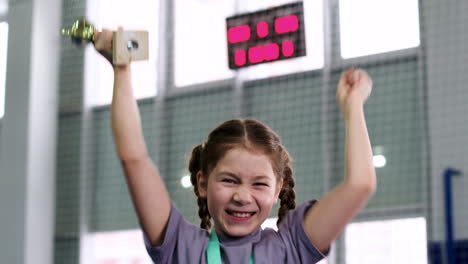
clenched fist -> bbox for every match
[337,68,372,120]
[93,28,116,65]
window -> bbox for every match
[0,1,6,14]
[91,229,152,264]
[174,0,236,87]
[339,0,420,59]
[86,0,159,107]
[0,22,8,118]
[345,217,428,264]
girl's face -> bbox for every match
[198,147,283,237]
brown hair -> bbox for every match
[188,118,296,231]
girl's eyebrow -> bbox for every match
[252,175,273,181]
[217,171,239,179]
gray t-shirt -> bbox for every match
[144,200,326,263]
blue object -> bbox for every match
[428,239,468,264]
[443,168,462,264]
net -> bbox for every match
[48,0,468,263]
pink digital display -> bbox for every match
[226,2,306,69]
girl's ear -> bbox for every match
[273,179,283,204]
[197,171,208,198]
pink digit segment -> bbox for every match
[249,46,264,63]
[234,49,247,66]
[256,21,269,38]
[264,43,279,61]
[275,15,299,34]
[228,25,251,43]
[282,40,294,57]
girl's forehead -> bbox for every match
[212,148,276,178]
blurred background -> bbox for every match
[0,0,467,263]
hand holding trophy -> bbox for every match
[61,19,148,65]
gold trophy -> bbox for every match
[61,19,148,65]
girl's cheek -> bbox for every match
[254,189,276,202]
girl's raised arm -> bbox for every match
[303,68,377,253]
[94,29,171,247]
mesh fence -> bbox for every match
[50,0,468,263]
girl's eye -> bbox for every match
[222,179,237,184]
[254,182,269,187]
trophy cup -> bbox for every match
[61,19,149,65]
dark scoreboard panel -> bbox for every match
[226,2,306,69]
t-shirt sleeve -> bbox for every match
[143,203,208,263]
[277,200,327,263]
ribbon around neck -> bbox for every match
[207,227,254,264]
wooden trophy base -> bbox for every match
[112,30,149,65]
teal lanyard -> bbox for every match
[207,227,254,264]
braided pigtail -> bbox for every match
[277,157,296,226]
[189,144,212,231]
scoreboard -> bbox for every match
[226,2,306,69]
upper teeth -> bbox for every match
[232,212,251,218]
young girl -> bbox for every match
[93,29,376,263]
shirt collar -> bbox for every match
[216,227,262,246]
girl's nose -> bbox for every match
[232,186,252,205]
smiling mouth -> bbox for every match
[225,210,256,220]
